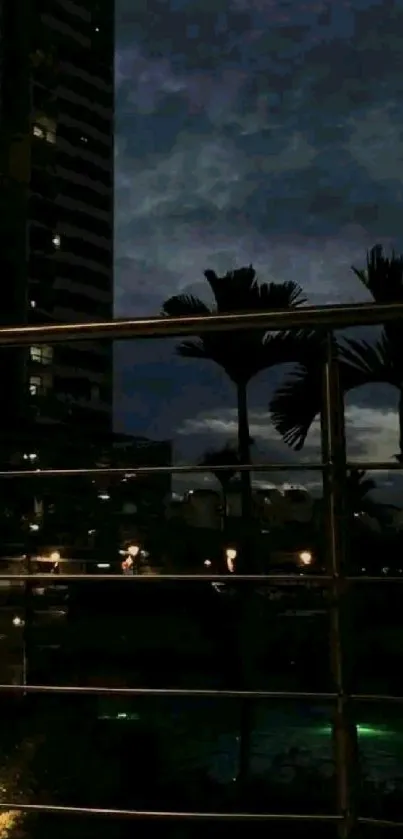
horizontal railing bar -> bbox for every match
[0,803,400,829]
[347,461,403,471]
[0,802,341,821]
[0,301,403,346]
[0,805,400,829]
[0,462,400,480]
[0,462,326,479]
[359,816,403,829]
[0,684,402,704]
[347,576,403,583]
[0,573,332,583]
[1,563,403,584]
[351,693,403,705]
[0,684,337,699]
[1,573,402,583]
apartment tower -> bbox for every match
[0,0,114,441]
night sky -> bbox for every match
[114,0,403,500]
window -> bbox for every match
[33,125,45,139]
[57,97,111,136]
[55,205,111,240]
[61,234,110,264]
[55,289,111,317]
[32,115,56,144]
[29,373,52,396]
[57,144,112,178]
[30,225,60,254]
[30,166,57,200]
[29,195,57,228]
[29,376,42,396]
[30,345,53,364]
[55,178,111,213]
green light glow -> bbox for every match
[317,724,392,739]
[98,712,140,721]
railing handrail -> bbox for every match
[1,300,403,345]
[0,460,400,479]
[0,573,402,583]
[0,802,400,830]
[0,684,402,704]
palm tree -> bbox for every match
[163,267,307,786]
[315,469,379,536]
[346,469,377,517]
[269,245,403,458]
[162,265,307,566]
[199,443,240,529]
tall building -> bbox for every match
[0,0,114,436]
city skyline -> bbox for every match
[115,0,403,498]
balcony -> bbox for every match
[0,303,403,837]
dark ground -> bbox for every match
[1,578,403,837]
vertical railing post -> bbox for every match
[22,518,36,698]
[321,331,358,839]
[23,553,33,695]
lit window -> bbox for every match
[29,373,52,396]
[30,345,53,364]
[29,376,42,396]
[80,136,88,143]
[23,453,38,462]
[95,26,100,32]
[30,300,37,308]
[32,117,56,144]
[52,234,60,248]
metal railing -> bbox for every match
[1,301,403,836]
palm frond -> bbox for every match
[269,333,394,450]
[203,267,306,314]
[204,266,257,311]
[162,268,311,385]
[351,244,403,303]
[247,329,316,379]
[339,331,396,386]
[258,281,307,309]
[161,295,212,317]
[269,362,322,450]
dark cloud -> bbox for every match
[114,0,403,498]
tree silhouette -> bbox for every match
[346,469,377,516]
[199,443,239,529]
[269,245,403,460]
[163,266,307,786]
[162,265,307,564]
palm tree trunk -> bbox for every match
[399,389,403,458]
[236,380,254,787]
[236,381,253,534]
[221,484,228,533]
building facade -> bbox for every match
[0,0,114,433]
